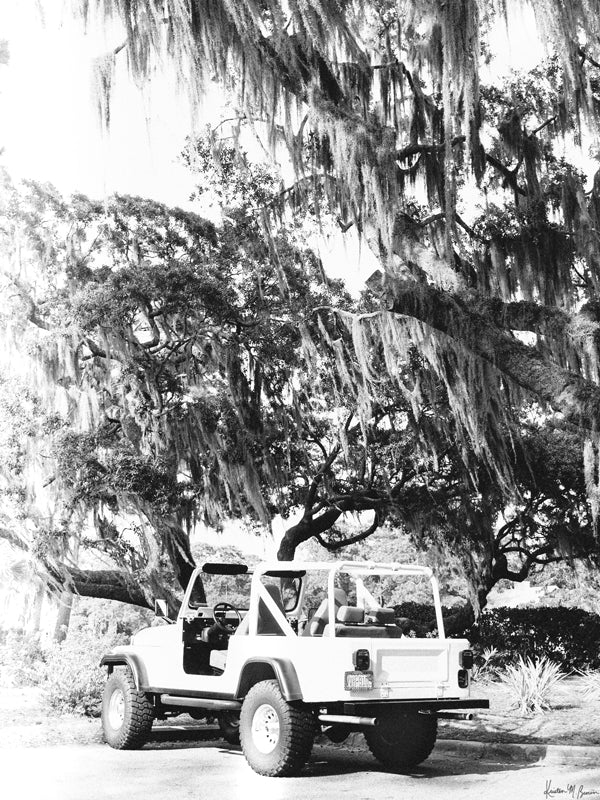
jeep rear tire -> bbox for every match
[218,710,241,745]
[239,680,315,776]
[364,713,437,771]
[101,669,154,750]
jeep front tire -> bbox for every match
[101,669,154,749]
[364,713,437,771]
[239,680,315,776]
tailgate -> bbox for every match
[374,643,449,686]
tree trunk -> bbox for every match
[61,567,152,606]
[53,590,74,643]
[44,564,183,618]
[277,508,344,560]
[136,504,196,591]
[29,582,45,634]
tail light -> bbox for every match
[353,649,370,671]
[460,650,474,670]
[458,669,469,688]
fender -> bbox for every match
[100,653,150,692]
[235,657,303,701]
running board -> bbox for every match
[160,695,241,711]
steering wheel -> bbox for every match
[212,601,242,635]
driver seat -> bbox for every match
[211,584,286,671]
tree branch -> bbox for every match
[396,135,466,161]
[385,279,600,431]
[314,510,383,550]
[484,153,527,196]
[47,565,151,607]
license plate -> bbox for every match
[344,671,374,691]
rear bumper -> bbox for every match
[320,698,489,716]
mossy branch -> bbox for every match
[386,279,600,431]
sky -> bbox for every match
[0,0,204,204]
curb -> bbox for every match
[435,738,600,767]
[320,732,600,767]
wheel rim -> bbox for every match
[251,703,280,754]
[107,688,125,730]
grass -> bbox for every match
[438,673,600,747]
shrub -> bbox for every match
[41,598,152,716]
[468,607,600,672]
[0,631,47,687]
[471,646,507,683]
[43,629,117,716]
[392,604,600,671]
[579,669,600,701]
[393,602,458,636]
[0,597,153,708]
[68,596,154,639]
[501,656,564,715]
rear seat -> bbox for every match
[323,605,403,638]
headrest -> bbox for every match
[336,606,364,624]
[366,607,396,625]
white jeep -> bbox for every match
[100,560,488,776]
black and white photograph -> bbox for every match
[1,1,600,798]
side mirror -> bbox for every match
[154,598,169,618]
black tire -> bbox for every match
[364,713,437,771]
[101,669,154,750]
[218,710,241,745]
[239,680,315,776]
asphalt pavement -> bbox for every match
[2,733,600,800]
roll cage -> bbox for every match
[182,560,446,639]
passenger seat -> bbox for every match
[302,588,347,636]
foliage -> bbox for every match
[11,0,600,617]
[471,646,506,684]
[0,596,151,714]
[470,607,600,671]
[69,0,600,605]
[500,656,564,716]
[1,162,512,614]
[393,603,600,669]
[0,154,361,604]
[43,629,115,716]
[526,561,600,614]
[579,669,600,702]
[391,601,458,636]
[67,596,153,639]
[0,632,47,688]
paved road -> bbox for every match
[3,732,600,800]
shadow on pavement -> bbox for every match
[144,725,222,749]
[141,727,536,777]
[304,746,533,778]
